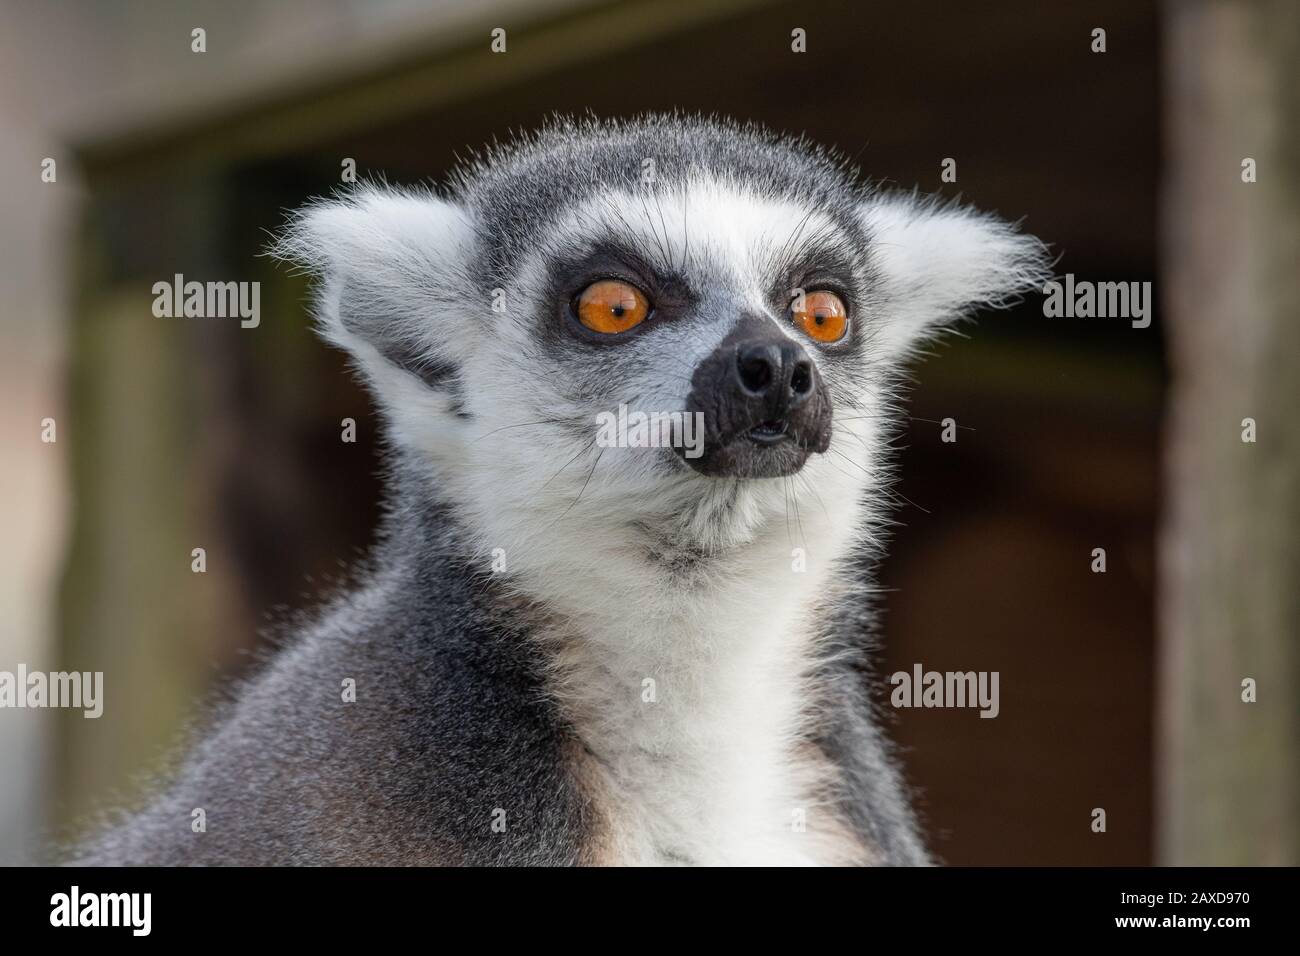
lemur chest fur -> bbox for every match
[520,520,871,866]
[548,612,865,866]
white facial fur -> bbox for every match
[276,171,1047,864]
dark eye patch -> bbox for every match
[539,240,697,351]
[767,244,864,350]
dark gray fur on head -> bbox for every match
[450,114,869,287]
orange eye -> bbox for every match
[574,279,651,335]
[792,290,848,343]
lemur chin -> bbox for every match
[74,114,1048,866]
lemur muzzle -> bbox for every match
[682,317,833,478]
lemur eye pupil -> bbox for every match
[793,291,848,343]
[575,279,650,335]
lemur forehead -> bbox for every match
[451,115,868,284]
[560,183,863,292]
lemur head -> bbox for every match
[275,115,1047,568]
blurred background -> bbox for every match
[0,0,1295,865]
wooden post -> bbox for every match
[1158,0,1300,865]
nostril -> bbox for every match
[790,359,813,396]
[736,346,776,395]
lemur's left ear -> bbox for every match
[859,192,1050,357]
[271,185,477,397]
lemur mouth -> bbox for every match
[681,417,824,478]
[746,420,790,445]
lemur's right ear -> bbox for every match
[271,186,477,394]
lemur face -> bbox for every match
[516,179,870,481]
[276,116,1046,554]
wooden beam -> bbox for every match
[1158,0,1300,865]
[75,0,779,186]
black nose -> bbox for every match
[735,340,815,410]
[683,318,832,476]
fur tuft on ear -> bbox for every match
[270,184,477,391]
[860,192,1052,356]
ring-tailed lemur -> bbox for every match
[74,115,1047,866]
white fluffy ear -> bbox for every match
[860,193,1050,357]
[271,185,477,392]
